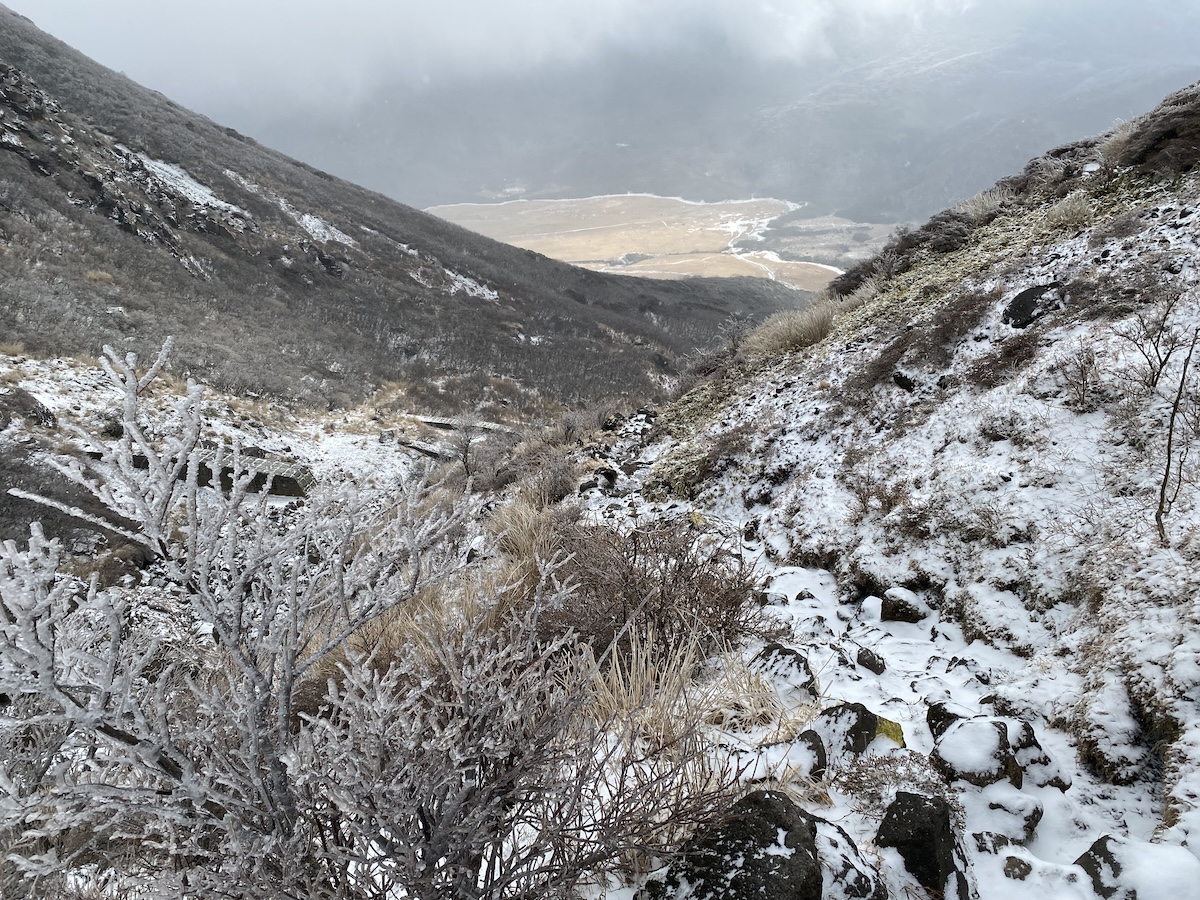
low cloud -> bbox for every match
[6,0,978,106]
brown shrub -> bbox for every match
[546,520,771,662]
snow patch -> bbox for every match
[138,155,246,214]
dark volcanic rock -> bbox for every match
[814,818,888,900]
[926,701,964,741]
[931,719,1023,789]
[1004,718,1071,792]
[0,386,56,429]
[880,587,928,623]
[1001,282,1063,329]
[1073,835,1128,900]
[812,702,880,756]
[877,792,974,899]
[753,642,819,700]
[857,645,886,674]
[643,790,822,900]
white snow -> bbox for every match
[223,168,357,247]
[444,269,500,302]
[137,154,246,214]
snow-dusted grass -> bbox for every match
[586,168,1200,895]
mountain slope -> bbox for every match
[585,81,1200,896]
[0,4,800,414]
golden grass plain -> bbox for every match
[428,195,883,293]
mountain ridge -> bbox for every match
[0,4,801,414]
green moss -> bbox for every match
[876,716,906,748]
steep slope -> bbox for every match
[587,82,1200,896]
[0,5,800,414]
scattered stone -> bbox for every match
[1003,856,1033,880]
[857,646,886,674]
[931,718,1023,788]
[753,642,818,701]
[893,371,917,392]
[1002,282,1064,329]
[876,792,974,900]
[642,790,822,900]
[881,587,928,623]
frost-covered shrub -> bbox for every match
[0,344,738,898]
[954,185,1015,223]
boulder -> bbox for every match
[880,587,928,623]
[0,386,57,429]
[814,817,887,900]
[876,792,974,900]
[1003,718,1071,791]
[753,642,819,702]
[796,730,828,781]
[813,702,880,756]
[1073,834,1200,900]
[642,790,822,900]
[931,718,1023,788]
[1001,282,1064,329]
[970,783,1043,849]
[926,702,965,741]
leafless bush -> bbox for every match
[743,302,835,357]
[1053,340,1104,411]
[1113,288,1190,391]
[0,344,738,898]
[1156,326,1200,546]
[843,463,907,523]
[545,520,771,663]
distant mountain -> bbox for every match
[0,5,800,415]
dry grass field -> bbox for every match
[428,195,889,292]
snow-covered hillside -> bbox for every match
[587,91,1200,898]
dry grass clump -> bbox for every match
[1097,118,1142,167]
[954,185,1015,223]
[743,301,836,357]
[1044,190,1094,230]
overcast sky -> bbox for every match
[5,0,1198,217]
[5,0,997,107]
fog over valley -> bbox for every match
[6,0,1199,220]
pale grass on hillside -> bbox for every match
[743,301,836,356]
